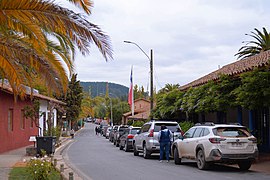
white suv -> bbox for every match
[172,123,258,170]
[133,120,182,159]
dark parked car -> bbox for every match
[119,127,140,152]
[114,125,129,147]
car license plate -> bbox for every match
[231,142,243,147]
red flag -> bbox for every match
[128,67,133,107]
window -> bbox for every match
[20,110,25,129]
[203,128,210,136]
[141,124,150,133]
[31,118,34,128]
[8,109,13,132]
[154,123,180,132]
[213,127,250,137]
[193,128,203,138]
[184,128,196,138]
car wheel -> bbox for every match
[174,148,181,165]
[143,144,151,159]
[124,142,129,152]
[119,144,123,150]
[133,143,139,156]
[196,149,209,170]
[238,161,252,171]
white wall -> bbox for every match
[38,100,58,136]
[39,100,48,136]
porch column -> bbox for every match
[237,106,243,125]
[248,110,254,131]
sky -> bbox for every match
[59,0,270,91]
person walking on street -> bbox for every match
[158,125,172,163]
[70,129,75,138]
[95,126,98,135]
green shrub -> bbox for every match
[44,126,61,141]
[127,120,133,126]
[179,121,194,133]
[132,120,145,127]
[26,158,55,180]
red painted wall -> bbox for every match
[0,91,38,153]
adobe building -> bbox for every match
[0,82,64,153]
[179,50,270,152]
[122,98,151,124]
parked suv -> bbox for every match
[172,123,258,170]
[114,125,129,147]
[133,120,182,159]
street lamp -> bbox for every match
[99,93,113,126]
[124,41,154,114]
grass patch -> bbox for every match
[9,167,62,180]
[9,167,29,180]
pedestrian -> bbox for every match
[158,125,172,163]
[70,129,75,138]
[95,126,98,135]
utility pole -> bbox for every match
[124,41,154,118]
[150,49,154,113]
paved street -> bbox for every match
[63,123,270,180]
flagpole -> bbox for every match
[128,66,134,117]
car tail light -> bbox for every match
[180,130,184,136]
[148,129,154,137]
[248,137,257,143]
[209,137,226,144]
[127,134,134,139]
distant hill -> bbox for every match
[80,81,129,100]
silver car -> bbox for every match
[133,120,182,159]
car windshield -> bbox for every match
[213,127,251,137]
[154,123,180,132]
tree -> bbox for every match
[0,0,112,98]
[153,84,183,120]
[65,74,83,129]
[233,68,270,110]
[235,27,270,59]
[158,83,180,94]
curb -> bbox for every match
[54,137,83,180]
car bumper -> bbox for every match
[206,149,259,163]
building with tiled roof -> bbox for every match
[180,50,270,91]
[178,50,270,152]
[0,81,65,153]
[122,98,151,124]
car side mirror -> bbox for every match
[179,135,184,140]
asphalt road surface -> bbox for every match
[64,123,270,180]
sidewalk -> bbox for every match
[0,136,82,180]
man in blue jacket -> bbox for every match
[158,125,172,162]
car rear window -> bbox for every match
[213,127,251,137]
[154,123,181,132]
[119,127,129,132]
[131,128,140,134]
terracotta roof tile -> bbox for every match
[0,83,65,105]
[180,50,270,90]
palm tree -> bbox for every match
[235,27,270,59]
[0,0,112,97]
[159,83,180,94]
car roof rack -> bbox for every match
[195,122,215,126]
[228,122,242,126]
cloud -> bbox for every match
[60,0,270,91]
